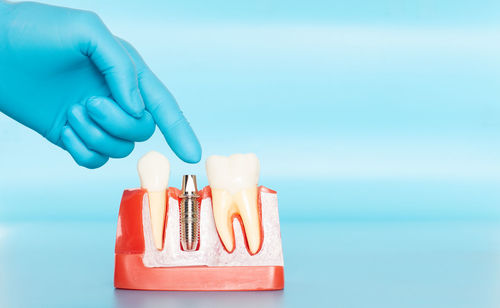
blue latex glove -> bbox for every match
[0,1,202,168]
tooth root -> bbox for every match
[148,191,166,250]
[234,186,261,254]
[212,189,236,252]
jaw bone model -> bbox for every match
[114,151,284,291]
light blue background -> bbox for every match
[1,1,500,307]
[2,0,500,222]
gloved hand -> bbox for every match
[0,1,201,168]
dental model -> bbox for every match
[137,151,169,250]
[206,154,261,254]
[114,151,284,291]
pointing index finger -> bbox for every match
[118,39,202,163]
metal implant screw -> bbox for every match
[179,175,200,251]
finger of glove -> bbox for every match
[77,13,144,118]
[86,96,155,142]
[67,104,135,158]
[61,126,109,169]
[118,38,202,163]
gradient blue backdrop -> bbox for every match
[2,1,500,307]
[1,0,500,222]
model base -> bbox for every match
[114,254,284,291]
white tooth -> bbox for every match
[137,151,170,250]
[206,153,261,254]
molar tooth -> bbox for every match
[206,153,262,255]
[137,151,170,250]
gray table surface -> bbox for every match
[0,221,498,308]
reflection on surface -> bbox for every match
[114,289,284,308]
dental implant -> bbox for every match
[179,175,200,251]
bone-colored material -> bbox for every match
[142,191,284,267]
[206,153,262,254]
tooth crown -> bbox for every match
[137,151,170,191]
[206,154,260,194]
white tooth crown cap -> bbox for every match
[137,151,170,191]
[206,153,260,194]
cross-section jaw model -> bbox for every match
[114,151,284,291]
